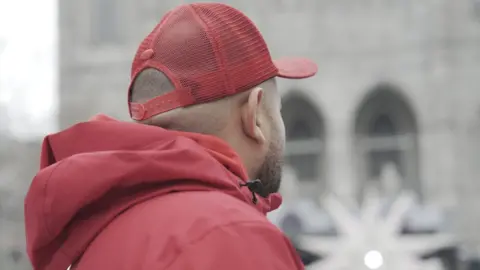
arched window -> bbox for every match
[282,93,325,197]
[354,84,420,197]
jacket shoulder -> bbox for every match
[76,191,280,270]
[147,190,269,225]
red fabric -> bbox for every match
[128,3,317,121]
[25,115,302,270]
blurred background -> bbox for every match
[1,0,480,269]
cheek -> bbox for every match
[273,115,286,152]
[278,115,286,144]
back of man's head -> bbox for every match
[127,2,317,196]
[130,68,231,135]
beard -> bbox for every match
[256,138,284,197]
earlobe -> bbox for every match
[241,88,266,144]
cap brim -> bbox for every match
[274,57,318,79]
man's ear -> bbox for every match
[241,87,266,144]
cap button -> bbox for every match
[139,49,155,60]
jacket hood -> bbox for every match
[24,114,282,270]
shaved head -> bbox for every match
[130,68,284,196]
[130,68,277,135]
[130,69,228,134]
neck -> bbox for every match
[217,133,258,180]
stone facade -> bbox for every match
[58,0,480,260]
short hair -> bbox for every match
[130,68,174,104]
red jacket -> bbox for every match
[24,115,304,270]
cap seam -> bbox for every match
[189,4,233,94]
[236,10,277,74]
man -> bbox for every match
[24,3,317,270]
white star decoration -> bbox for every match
[300,188,456,270]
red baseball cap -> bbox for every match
[128,2,317,121]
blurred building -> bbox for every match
[59,0,480,263]
[0,137,41,269]
[0,105,8,134]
